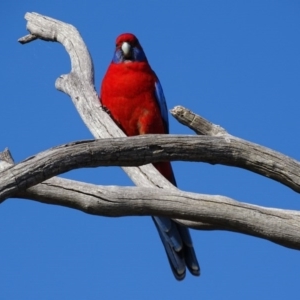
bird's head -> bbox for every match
[112,33,147,63]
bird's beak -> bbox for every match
[121,42,132,59]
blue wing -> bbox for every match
[154,79,169,133]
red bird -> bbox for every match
[100,33,200,280]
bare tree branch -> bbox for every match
[2,132,300,201]
[20,177,300,251]
[3,12,296,253]
[18,34,37,44]
[19,12,174,190]
[1,154,300,251]
[171,106,228,136]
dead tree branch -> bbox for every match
[19,12,174,190]
[0,12,294,252]
[1,151,300,251]
[2,133,300,201]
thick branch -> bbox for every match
[4,147,300,249]
[2,133,300,201]
[8,168,300,251]
[12,13,300,251]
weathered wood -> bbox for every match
[21,178,300,251]
[0,161,298,251]
[0,148,14,172]
[2,132,300,201]
[171,106,228,136]
[19,12,174,190]
[4,12,298,253]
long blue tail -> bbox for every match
[152,214,200,279]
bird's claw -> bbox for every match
[102,105,111,115]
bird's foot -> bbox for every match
[101,105,111,116]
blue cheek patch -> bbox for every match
[112,49,123,63]
[112,47,147,63]
[133,47,147,62]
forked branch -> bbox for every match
[0,12,297,251]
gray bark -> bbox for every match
[1,153,300,251]
[0,12,296,251]
[2,134,300,201]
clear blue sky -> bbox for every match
[1,1,300,299]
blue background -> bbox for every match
[1,1,300,299]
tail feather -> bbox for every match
[152,216,200,280]
[150,163,200,279]
[152,217,186,280]
[177,223,193,247]
[153,215,172,231]
[178,225,200,276]
[153,216,183,251]
[184,245,201,276]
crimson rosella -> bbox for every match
[100,33,200,280]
